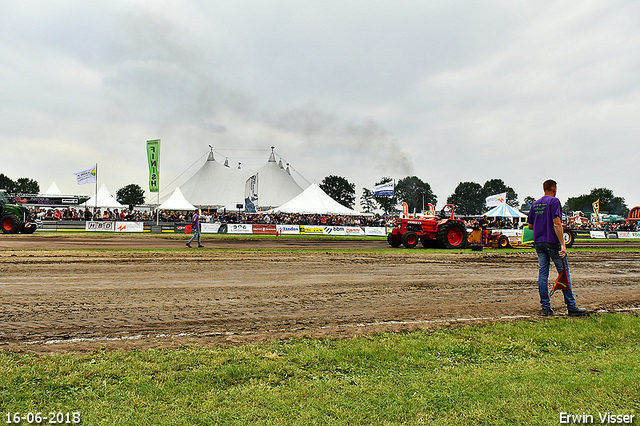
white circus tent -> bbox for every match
[163,147,304,209]
[81,184,124,209]
[252,150,304,208]
[269,183,366,216]
[485,204,527,218]
[175,149,242,208]
[158,187,196,211]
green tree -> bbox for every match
[521,196,536,212]
[360,188,377,213]
[564,188,628,216]
[373,177,398,215]
[482,179,518,208]
[14,178,40,194]
[447,182,485,215]
[320,175,356,209]
[116,184,146,208]
[395,176,437,213]
[0,174,15,192]
[0,174,40,194]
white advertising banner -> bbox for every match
[590,231,607,239]
[115,222,144,233]
[493,229,521,237]
[365,227,387,236]
[85,221,115,232]
[202,222,222,234]
[324,226,366,236]
[324,226,347,236]
[227,223,253,234]
[276,224,300,235]
[617,231,640,239]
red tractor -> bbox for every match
[387,204,468,249]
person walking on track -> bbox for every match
[527,179,587,317]
[186,208,204,248]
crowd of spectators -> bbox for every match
[30,207,391,227]
[29,206,640,231]
[33,207,150,222]
[566,220,639,232]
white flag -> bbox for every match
[373,181,394,196]
[74,165,97,185]
[485,192,507,207]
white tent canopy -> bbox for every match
[269,183,367,216]
[81,184,124,209]
[161,148,305,209]
[174,150,242,207]
[252,150,304,208]
[485,204,527,218]
[158,187,196,211]
[41,182,63,196]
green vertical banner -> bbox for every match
[146,139,160,192]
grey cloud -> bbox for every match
[272,104,412,177]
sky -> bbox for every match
[1,0,639,210]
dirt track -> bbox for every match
[1,235,639,354]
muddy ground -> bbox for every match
[1,235,639,354]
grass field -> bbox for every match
[2,313,638,425]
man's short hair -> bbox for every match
[543,179,557,192]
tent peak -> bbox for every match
[42,182,63,196]
[207,146,215,161]
[268,146,276,163]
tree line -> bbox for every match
[0,174,40,195]
[1,172,631,216]
[320,175,630,217]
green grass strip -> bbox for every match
[1,313,638,425]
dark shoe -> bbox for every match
[541,308,554,317]
[186,243,191,248]
[198,245,204,248]
[568,307,588,316]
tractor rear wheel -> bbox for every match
[401,231,419,248]
[387,232,401,247]
[1,214,23,234]
[563,227,576,248]
[436,221,468,249]
[498,235,511,248]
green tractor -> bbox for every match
[0,190,38,234]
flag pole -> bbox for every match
[94,163,98,216]
[156,140,160,226]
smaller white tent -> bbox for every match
[269,183,366,216]
[81,184,124,209]
[42,182,64,196]
[485,204,527,218]
[158,187,196,211]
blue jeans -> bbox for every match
[534,242,577,310]
[188,228,201,246]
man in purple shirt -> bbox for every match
[186,209,204,248]
[527,180,586,317]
